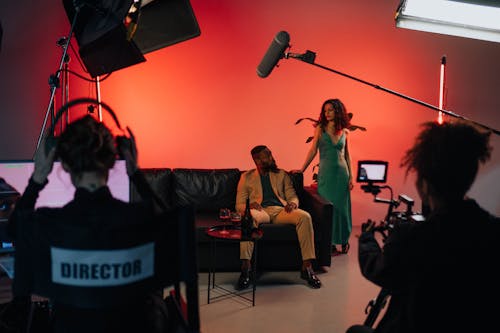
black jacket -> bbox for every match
[8,171,170,333]
[358,199,500,333]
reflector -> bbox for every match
[133,0,201,54]
[62,0,201,77]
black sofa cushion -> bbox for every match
[130,168,172,208]
[171,169,240,213]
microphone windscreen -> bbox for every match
[256,31,290,78]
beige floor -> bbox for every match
[198,225,385,333]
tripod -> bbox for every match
[34,5,82,157]
[34,2,109,156]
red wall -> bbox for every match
[1,0,499,223]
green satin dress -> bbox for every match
[317,130,352,246]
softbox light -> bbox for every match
[395,0,500,43]
[63,0,201,77]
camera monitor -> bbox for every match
[356,160,388,183]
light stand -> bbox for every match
[33,0,201,157]
[56,36,71,132]
[284,49,500,136]
[34,6,81,156]
[62,42,70,129]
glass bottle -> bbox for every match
[241,198,253,240]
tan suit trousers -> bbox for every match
[240,206,316,261]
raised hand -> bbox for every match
[32,136,56,184]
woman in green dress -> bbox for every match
[300,98,353,255]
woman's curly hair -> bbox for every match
[318,98,351,132]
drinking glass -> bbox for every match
[218,208,231,223]
[230,211,241,225]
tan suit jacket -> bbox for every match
[235,169,299,213]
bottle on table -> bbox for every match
[241,198,253,240]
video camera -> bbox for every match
[356,160,424,237]
[355,160,425,329]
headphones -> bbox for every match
[45,97,131,159]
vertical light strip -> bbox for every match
[96,75,103,122]
[438,56,446,124]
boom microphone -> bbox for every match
[256,31,290,78]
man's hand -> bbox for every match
[250,202,263,211]
[285,202,297,213]
[32,137,56,184]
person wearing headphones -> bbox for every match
[8,115,169,333]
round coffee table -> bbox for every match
[205,224,262,306]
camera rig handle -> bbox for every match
[374,197,399,206]
[398,194,414,215]
[363,288,391,328]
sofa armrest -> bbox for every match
[299,185,333,268]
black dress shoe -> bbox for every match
[300,267,322,289]
[235,269,250,290]
[341,242,350,254]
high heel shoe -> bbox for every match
[331,245,341,256]
[341,243,350,254]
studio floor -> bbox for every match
[197,225,383,333]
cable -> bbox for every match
[54,68,112,83]
[69,38,88,74]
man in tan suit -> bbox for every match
[235,145,321,289]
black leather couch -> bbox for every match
[130,168,333,272]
